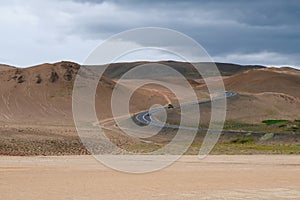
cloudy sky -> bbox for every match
[0,0,299,68]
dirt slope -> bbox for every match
[0,64,15,71]
[165,66,300,125]
[224,68,300,97]
[0,61,168,125]
[0,61,297,125]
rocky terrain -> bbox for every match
[0,61,299,155]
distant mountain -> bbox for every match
[100,61,265,79]
[0,60,296,125]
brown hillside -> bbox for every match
[0,61,168,125]
[224,68,300,97]
[0,64,15,71]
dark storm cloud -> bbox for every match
[0,0,299,67]
[70,0,300,57]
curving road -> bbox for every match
[134,91,237,131]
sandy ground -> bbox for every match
[1,155,300,199]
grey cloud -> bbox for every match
[0,0,299,67]
[67,0,300,56]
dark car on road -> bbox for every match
[167,104,174,109]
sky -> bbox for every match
[0,0,299,68]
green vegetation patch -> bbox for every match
[278,124,287,128]
[230,136,255,144]
[262,119,289,125]
[224,121,259,130]
[188,141,300,155]
[211,143,300,155]
[289,126,299,132]
[125,143,161,153]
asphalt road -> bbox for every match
[134,91,237,130]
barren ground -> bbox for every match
[1,155,300,199]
